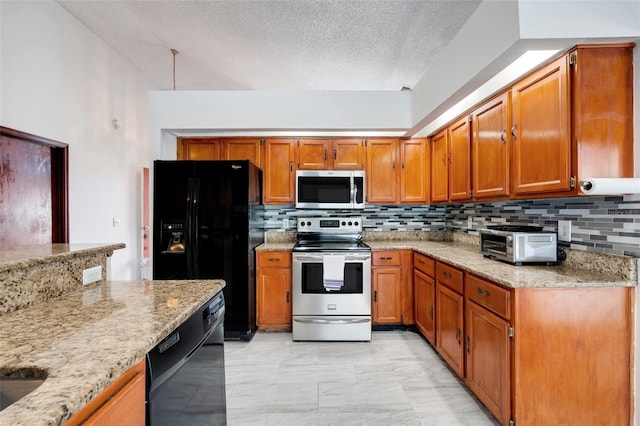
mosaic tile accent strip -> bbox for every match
[446,195,640,258]
[263,205,446,232]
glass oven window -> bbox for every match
[482,234,507,254]
[301,262,363,294]
[297,177,351,203]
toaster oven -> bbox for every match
[480,225,557,265]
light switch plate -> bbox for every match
[558,220,571,242]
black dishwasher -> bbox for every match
[146,292,226,425]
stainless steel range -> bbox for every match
[292,217,372,341]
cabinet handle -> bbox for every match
[456,328,461,345]
[380,256,393,261]
[374,290,377,302]
[466,336,470,354]
[286,291,290,303]
[268,258,281,262]
[500,129,507,145]
[333,148,337,160]
[511,124,517,141]
[441,154,447,166]
[447,152,452,164]
[477,287,490,297]
[289,161,293,172]
[324,149,328,160]
[419,259,425,265]
[429,306,433,320]
[442,271,452,279]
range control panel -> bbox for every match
[297,217,363,233]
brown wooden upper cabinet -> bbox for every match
[511,43,634,197]
[471,92,511,200]
[430,120,470,204]
[177,138,221,160]
[223,138,263,168]
[430,130,448,203]
[296,138,365,170]
[263,138,296,204]
[366,138,398,203]
[448,117,472,201]
[399,138,430,204]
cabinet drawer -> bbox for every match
[466,274,511,320]
[413,252,434,277]
[373,251,401,266]
[258,251,291,268]
[435,262,464,294]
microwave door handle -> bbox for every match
[351,180,357,205]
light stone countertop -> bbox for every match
[0,279,225,426]
[256,240,636,288]
[256,242,296,251]
[0,243,125,272]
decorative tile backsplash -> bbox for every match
[264,205,446,232]
[447,195,640,257]
[264,194,640,258]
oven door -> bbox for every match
[292,251,371,316]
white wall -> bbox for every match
[0,1,158,279]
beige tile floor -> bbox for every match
[224,330,499,426]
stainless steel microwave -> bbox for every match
[296,170,365,209]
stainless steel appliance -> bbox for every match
[153,160,264,341]
[480,225,557,265]
[296,170,365,209]
[146,292,226,425]
[292,217,371,341]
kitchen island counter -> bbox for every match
[0,278,225,426]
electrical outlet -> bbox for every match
[82,266,102,285]
[558,220,572,242]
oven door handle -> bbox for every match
[294,317,371,325]
[293,254,371,261]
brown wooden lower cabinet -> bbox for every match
[465,273,511,425]
[65,358,145,425]
[256,251,292,330]
[413,255,632,426]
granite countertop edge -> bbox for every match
[0,243,126,272]
[256,241,636,288]
[0,279,225,426]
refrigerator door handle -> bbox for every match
[186,178,200,278]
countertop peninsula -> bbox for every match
[1,247,224,426]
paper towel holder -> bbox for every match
[579,177,640,195]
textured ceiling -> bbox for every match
[58,0,481,91]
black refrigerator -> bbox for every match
[153,160,264,341]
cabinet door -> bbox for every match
[448,117,471,201]
[66,358,146,426]
[414,269,435,345]
[224,138,263,168]
[400,139,429,204]
[466,301,511,426]
[372,267,402,324]
[511,56,570,195]
[296,139,331,170]
[430,130,448,202]
[367,138,398,203]
[436,283,464,378]
[472,93,510,199]
[263,139,295,204]
[257,266,292,327]
[333,139,365,170]
[178,138,221,160]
